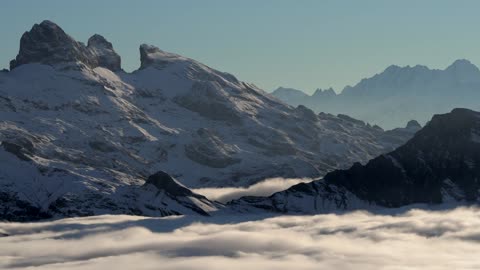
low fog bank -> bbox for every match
[192,177,314,203]
[2,207,480,269]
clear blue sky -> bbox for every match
[1,0,480,93]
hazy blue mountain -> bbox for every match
[272,60,480,129]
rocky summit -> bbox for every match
[10,20,121,71]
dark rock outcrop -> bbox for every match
[0,192,51,222]
[1,141,33,161]
[143,171,219,216]
[144,171,195,197]
[139,44,175,69]
[295,105,318,122]
[323,108,480,206]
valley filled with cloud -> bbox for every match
[1,206,480,270]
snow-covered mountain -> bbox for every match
[231,108,480,213]
[0,21,418,220]
[272,60,480,129]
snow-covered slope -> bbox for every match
[230,108,480,213]
[272,60,480,129]
[0,21,418,220]
[1,20,418,187]
[0,142,222,221]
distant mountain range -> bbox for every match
[272,60,480,129]
[0,21,419,220]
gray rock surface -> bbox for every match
[87,34,122,71]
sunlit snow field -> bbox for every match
[2,207,480,269]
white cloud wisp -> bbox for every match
[192,177,314,203]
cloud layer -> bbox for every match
[192,177,313,203]
[1,207,480,269]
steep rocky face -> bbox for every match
[144,171,195,197]
[143,171,220,216]
[9,20,121,71]
[10,20,96,70]
[87,34,122,71]
[139,44,173,69]
[323,108,480,206]
[231,109,480,213]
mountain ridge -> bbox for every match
[231,108,480,213]
[272,60,480,129]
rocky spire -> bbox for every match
[87,34,122,71]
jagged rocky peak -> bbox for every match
[10,20,122,71]
[139,44,182,69]
[417,108,480,140]
[323,108,480,207]
[406,120,421,130]
[446,59,479,71]
[10,20,95,70]
[272,87,308,97]
[312,87,336,98]
[143,171,194,197]
[87,34,122,71]
[142,171,218,217]
[445,59,480,82]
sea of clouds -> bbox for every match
[192,177,314,203]
[2,207,480,269]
